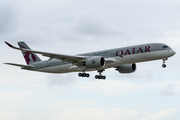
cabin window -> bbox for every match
[162,46,168,48]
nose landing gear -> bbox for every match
[162,58,167,68]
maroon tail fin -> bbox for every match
[18,42,41,65]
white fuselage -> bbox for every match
[26,43,175,73]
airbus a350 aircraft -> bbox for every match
[5,41,175,79]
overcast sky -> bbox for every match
[1,0,180,120]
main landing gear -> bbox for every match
[78,69,106,79]
[78,68,90,78]
[95,69,106,80]
[95,75,106,79]
[162,58,167,68]
[78,72,90,77]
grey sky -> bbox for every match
[1,0,180,120]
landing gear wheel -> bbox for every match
[95,75,106,80]
[82,73,86,77]
[78,73,90,78]
[86,73,90,77]
[95,75,98,79]
[78,73,82,77]
[162,64,166,68]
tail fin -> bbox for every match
[18,41,41,65]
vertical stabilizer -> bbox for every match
[18,41,41,65]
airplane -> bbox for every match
[4,41,175,79]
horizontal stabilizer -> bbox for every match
[4,63,34,68]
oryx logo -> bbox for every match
[19,44,37,65]
[92,60,95,64]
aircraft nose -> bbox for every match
[173,50,176,55]
[170,49,176,56]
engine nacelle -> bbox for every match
[85,56,105,68]
[116,63,136,73]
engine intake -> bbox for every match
[116,63,136,73]
[85,56,105,68]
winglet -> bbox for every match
[5,41,14,48]
[5,41,21,50]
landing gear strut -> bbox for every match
[95,69,106,80]
[162,58,167,68]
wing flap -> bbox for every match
[4,63,34,68]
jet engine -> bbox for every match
[85,56,105,68]
[116,63,136,73]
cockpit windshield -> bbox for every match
[162,45,168,48]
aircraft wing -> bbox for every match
[5,42,86,66]
[5,42,116,66]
